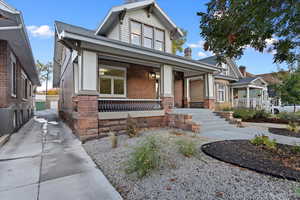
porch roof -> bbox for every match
[231,77,268,88]
[54,21,219,73]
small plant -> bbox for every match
[233,108,256,120]
[109,132,118,148]
[176,139,197,157]
[250,135,277,150]
[253,110,271,119]
[291,145,300,154]
[126,114,139,138]
[125,136,160,178]
[287,122,300,133]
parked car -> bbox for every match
[272,104,300,114]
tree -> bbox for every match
[198,0,299,64]
[276,68,300,112]
[36,60,53,94]
[172,29,187,54]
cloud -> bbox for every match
[265,38,278,46]
[188,40,205,49]
[197,51,208,58]
[27,25,54,38]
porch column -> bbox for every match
[204,73,215,110]
[160,65,174,112]
[184,78,190,108]
[246,87,250,108]
[74,50,99,141]
[231,88,234,107]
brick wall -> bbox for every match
[0,41,8,107]
[127,65,157,99]
[174,79,183,108]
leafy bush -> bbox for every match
[253,110,271,119]
[176,139,197,157]
[233,108,256,120]
[126,114,139,138]
[278,112,300,122]
[250,135,277,150]
[291,145,300,154]
[125,136,160,178]
[287,122,300,133]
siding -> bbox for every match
[107,9,172,53]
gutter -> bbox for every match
[60,30,219,73]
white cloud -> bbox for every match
[197,51,207,58]
[27,25,54,38]
[188,40,205,49]
[265,37,278,46]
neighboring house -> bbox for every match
[197,57,269,110]
[53,0,219,140]
[0,1,40,136]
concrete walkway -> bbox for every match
[172,109,300,146]
[0,110,122,200]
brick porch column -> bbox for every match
[161,65,174,112]
[204,73,215,110]
[75,95,99,141]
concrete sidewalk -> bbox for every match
[0,109,122,200]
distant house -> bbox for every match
[53,0,270,141]
[0,1,40,136]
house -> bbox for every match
[0,1,40,137]
[53,0,268,141]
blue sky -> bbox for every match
[6,0,284,78]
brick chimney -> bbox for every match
[184,47,192,59]
[239,66,246,77]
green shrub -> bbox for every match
[250,135,277,150]
[176,139,197,157]
[126,114,139,138]
[253,110,271,119]
[291,145,300,154]
[233,108,256,120]
[278,112,300,122]
[125,136,160,178]
[287,122,300,133]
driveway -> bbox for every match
[0,109,122,200]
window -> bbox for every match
[130,21,142,46]
[216,83,225,102]
[143,25,153,48]
[99,66,126,97]
[11,61,17,97]
[220,63,228,76]
[155,29,165,51]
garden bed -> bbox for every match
[244,118,289,124]
[83,130,300,200]
[269,128,300,138]
[202,140,300,181]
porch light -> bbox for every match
[149,72,156,80]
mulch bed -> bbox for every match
[202,140,300,181]
[244,118,289,124]
[269,128,300,138]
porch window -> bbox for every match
[155,29,165,51]
[99,66,126,97]
[216,83,225,102]
[130,21,142,46]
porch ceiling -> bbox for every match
[55,21,219,74]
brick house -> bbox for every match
[53,0,269,141]
[0,1,40,137]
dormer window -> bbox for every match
[130,20,165,51]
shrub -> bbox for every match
[291,145,300,154]
[278,112,300,122]
[126,114,139,138]
[125,136,160,178]
[215,102,232,111]
[250,135,277,150]
[176,139,197,157]
[253,110,271,119]
[233,108,256,120]
[287,122,300,133]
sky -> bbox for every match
[4,0,286,90]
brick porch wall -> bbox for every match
[204,99,215,110]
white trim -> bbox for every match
[10,53,16,97]
[0,24,22,31]
[99,110,165,120]
[99,98,161,101]
[99,65,127,98]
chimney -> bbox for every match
[239,66,246,77]
[184,47,192,59]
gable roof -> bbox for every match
[0,0,40,85]
[95,0,183,38]
[232,76,267,86]
[256,72,283,85]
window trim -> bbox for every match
[216,83,226,103]
[129,19,166,52]
[11,54,17,97]
[98,65,127,98]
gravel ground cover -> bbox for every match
[83,129,300,200]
